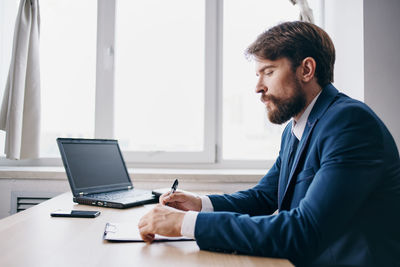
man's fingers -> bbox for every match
[160,192,176,205]
[140,232,155,243]
[138,222,155,243]
[160,195,170,205]
[159,192,169,204]
[162,192,186,205]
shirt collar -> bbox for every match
[291,91,322,141]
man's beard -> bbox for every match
[264,79,307,124]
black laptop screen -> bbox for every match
[61,142,131,189]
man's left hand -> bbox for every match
[138,204,186,243]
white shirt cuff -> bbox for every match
[181,211,198,238]
[200,196,214,212]
[180,196,214,238]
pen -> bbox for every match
[169,179,179,196]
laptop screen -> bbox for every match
[58,139,132,194]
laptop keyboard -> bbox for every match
[87,189,151,201]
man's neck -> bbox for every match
[293,83,322,122]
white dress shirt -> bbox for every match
[292,91,321,140]
[180,91,322,238]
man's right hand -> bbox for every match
[159,191,202,212]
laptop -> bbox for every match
[57,138,157,208]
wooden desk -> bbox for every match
[0,192,293,267]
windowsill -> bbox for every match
[0,166,266,183]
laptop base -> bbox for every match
[74,196,158,209]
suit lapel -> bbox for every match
[279,84,339,210]
[278,129,295,208]
[281,119,317,205]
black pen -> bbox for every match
[169,179,179,196]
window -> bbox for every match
[39,0,97,157]
[222,0,298,161]
[1,0,323,167]
[114,0,205,154]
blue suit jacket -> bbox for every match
[195,84,400,266]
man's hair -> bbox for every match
[246,21,335,87]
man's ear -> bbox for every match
[300,57,316,82]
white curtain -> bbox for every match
[0,0,41,160]
[290,0,314,23]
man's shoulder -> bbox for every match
[325,93,377,122]
[314,92,386,144]
[332,92,366,108]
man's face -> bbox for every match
[255,57,307,124]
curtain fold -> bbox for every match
[0,0,41,160]
[290,0,314,23]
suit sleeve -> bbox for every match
[207,155,281,216]
[194,105,386,264]
[205,125,292,216]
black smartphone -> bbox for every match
[50,210,100,218]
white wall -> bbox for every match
[324,0,400,149]
[324,0,364,101]
[364,0,400,148]
[0,178,68,218]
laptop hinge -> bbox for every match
[128,186,132,189]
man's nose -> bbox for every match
[256,78,267,94]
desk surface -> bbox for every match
[0,192,293,267]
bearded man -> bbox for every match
[138,21,400,267]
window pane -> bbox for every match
[40,0,97,157]
[223,0,298,160]
[114,0,205,152]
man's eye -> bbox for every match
[265,71,273,76]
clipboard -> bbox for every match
[103,222,194,242]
